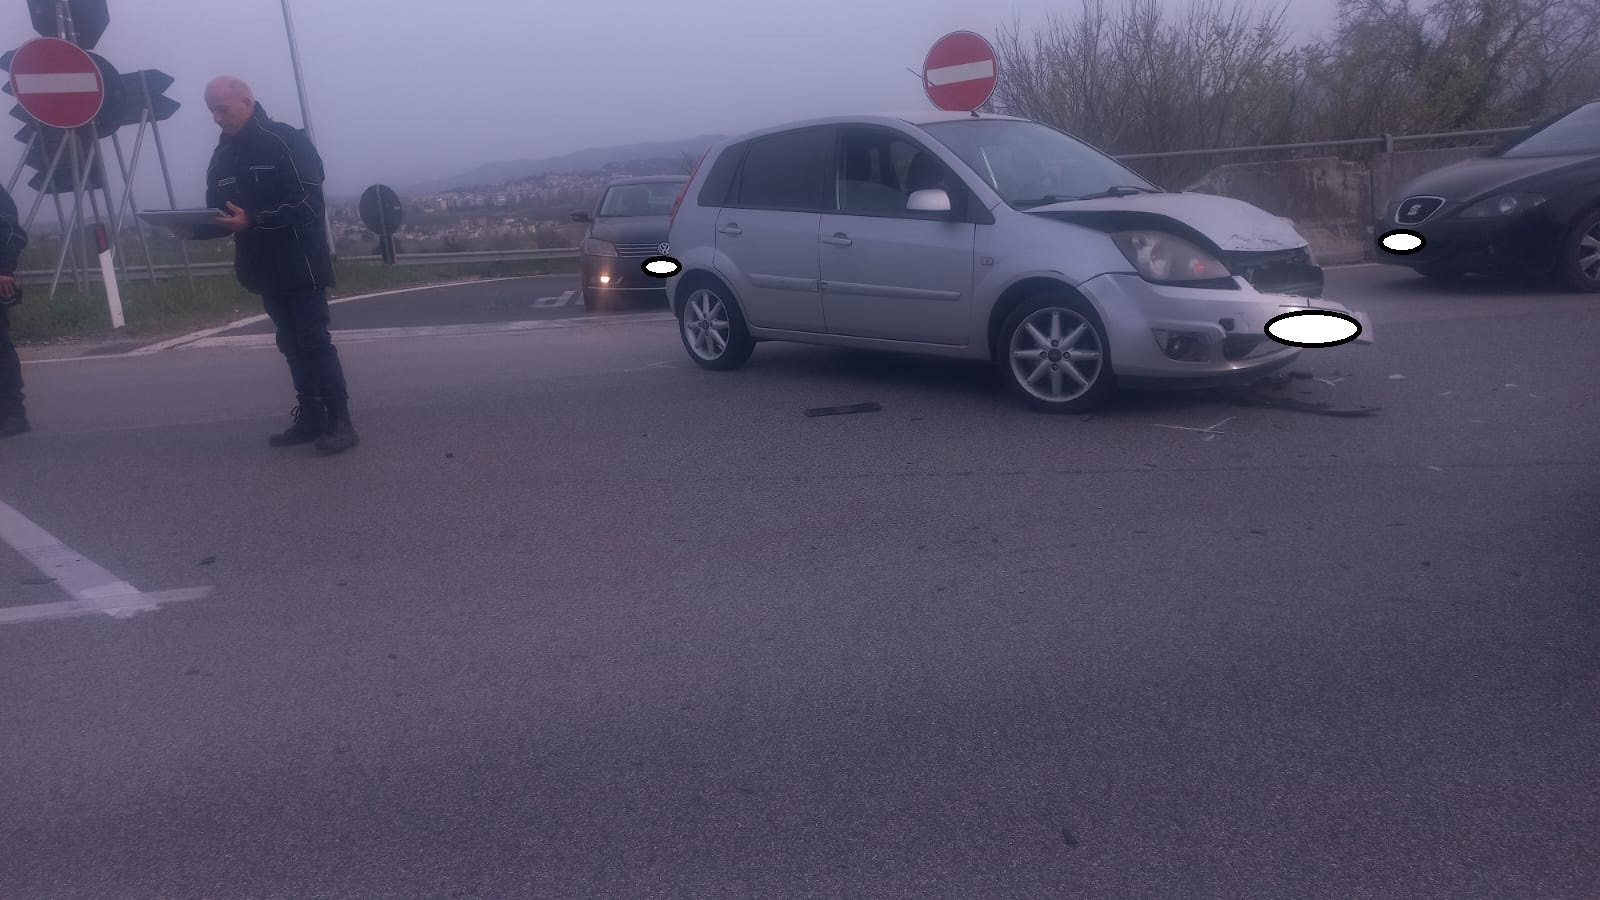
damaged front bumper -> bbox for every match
[1082,273,1374,390]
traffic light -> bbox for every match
[27,0,110,50]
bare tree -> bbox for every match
[990,0,1600,170]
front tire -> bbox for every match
[999,293,1116,414]
[1555,208,1600,293]
[679,283,756,370]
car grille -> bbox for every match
[615,242,664,257]
[1218,247,1323,299]
[1395,196,1445,225]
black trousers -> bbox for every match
[260,286,348,405]
[0,302,22,417]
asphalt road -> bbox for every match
[2,265,1597,898]
[209,275,663,336]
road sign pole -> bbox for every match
[84,119,128,284]
[24,129,72,230]
[110,120,159,283]
[140,72,194,289]
[65,132,88,291]
[278,0,336,261]
[7,129,38,195]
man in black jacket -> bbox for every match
[0,182,30,439]
[174,75,357,454]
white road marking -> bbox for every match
[531,290,575,308]
[926,60,995,86]
[14,73,100,94]
[0,499,213,625]
[177,312,675,351]
[124,275,563,356]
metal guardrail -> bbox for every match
[1111,126,1527,160]
[15,246,582,285]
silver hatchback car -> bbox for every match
[663,111,1370,413]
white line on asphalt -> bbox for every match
[125,275,567,356]
[531,290,576,308]
[0,499,214,625]
[175,312,676,351]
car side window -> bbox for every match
[836,127,961,218]
[733,128,834,212]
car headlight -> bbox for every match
[583,237,617,257]
[1457,192,1548,218]
[1111,231,1231,282]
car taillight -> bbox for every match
[669,152,706,226]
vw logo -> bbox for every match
[658,242,670,254]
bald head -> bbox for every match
[205,76,256,136]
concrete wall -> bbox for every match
[1180,147,1491,264]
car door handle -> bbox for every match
[717,224,742,235]
[821,233,853,246]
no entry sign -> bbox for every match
[8,37,104,129]
[923,31,998,112]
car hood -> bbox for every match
[1028,192,1308,252]
[1392,153,1597,201]
[588,216,672,244]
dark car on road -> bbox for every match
[1374,98,1600,292]
[573,175,687,311]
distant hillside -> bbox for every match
[407,134,729,194]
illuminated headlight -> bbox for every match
[1112,231,1231,282]
[1457,192,1547,218]
[583,237,618,256]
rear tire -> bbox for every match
[679,282,755,370]
[1555,208,1600,293]
[998,292,1116,414]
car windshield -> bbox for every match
[1499,101,1600,157]
[918,118,1160,208]
[597,181,684,216]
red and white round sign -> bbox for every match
[8,37,105,129]
[922,31,998,112]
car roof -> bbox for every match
[715,110,1033,146]
[604,175,688,186]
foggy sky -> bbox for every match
[1,0,1338,213]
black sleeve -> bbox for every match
[252,127,325,231]
[0,186,29,275]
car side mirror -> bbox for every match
[907,189,952,213]
[571,211,592,223]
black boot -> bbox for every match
[269,399,326,447]
[0,408,29,439]
[315,396,359,455]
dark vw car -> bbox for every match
[1374,98,1600,292]
[572,175,687,310]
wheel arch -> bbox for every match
[985,276,1100,362]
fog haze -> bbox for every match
[1,0,1338,206]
